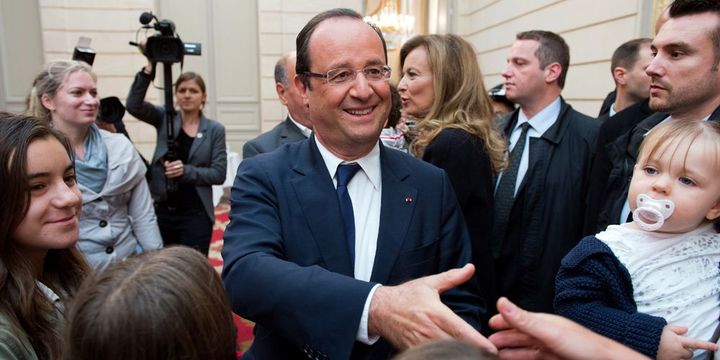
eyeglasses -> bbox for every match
[305,65,392,85]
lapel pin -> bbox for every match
[197,132,203,139]
[404,196,413,203]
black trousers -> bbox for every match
[155,205,213,256]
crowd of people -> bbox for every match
[1,0,720,359]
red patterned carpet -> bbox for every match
[209,203,255,356]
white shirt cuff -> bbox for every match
[356,284,382,344]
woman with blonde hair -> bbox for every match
[27,60,162,271]
[398,34,506,330]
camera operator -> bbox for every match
[125,55,226,256]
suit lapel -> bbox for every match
[371,146,416,284]
[291,139,354,276]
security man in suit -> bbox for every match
[242,51,312,159]
[222,8,496,360]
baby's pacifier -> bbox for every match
[632,194,675,231]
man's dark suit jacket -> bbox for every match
[494,98,599,313]
[221,138,483,359]
[242,116,306,159]
[583,99,654,235]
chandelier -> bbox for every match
[364,0,415,49]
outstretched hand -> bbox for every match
[489,297,649,360]
[368,264,497,354]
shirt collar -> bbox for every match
[516,96,561,136]
[314,138,381,191]
[288,114,312,138]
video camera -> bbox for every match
[130,11,201,64]
[129,11,202,193]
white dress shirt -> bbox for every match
[315,138,382,344]
[496,97,561,195]
[289,114,312,138]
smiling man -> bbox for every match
[221,8,494,360]
[593,0,720,234]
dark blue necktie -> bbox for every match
[336,163,362,264]
[492,122,531,257]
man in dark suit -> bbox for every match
[221,8,495,360]
[583,39,655,234]
[242,51,311,159]
[492,30,599,314]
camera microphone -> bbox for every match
[139,11,154,25]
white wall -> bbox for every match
[453,0,657,116]
[258,0,363,132]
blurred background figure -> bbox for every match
[487,84,515,118]
[379,83,407,152]
[0,113,89,360]
[65,246,237,360]
[27,60,162,271]
[600,38,653,121]
[399,34,507,331]
[243,51,312,159]
[126,60,226,256]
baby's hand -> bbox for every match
[657,325,717,360]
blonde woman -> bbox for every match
[28,61,162,271]
[398,34,507,330]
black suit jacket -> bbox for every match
[583,99,654,235]
[242,116,306,159]
[494,98,599,313]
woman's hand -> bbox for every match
[164,160,184,179]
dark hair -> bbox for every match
[669,0,720,69]
[611,38,652,74]
[392,340,498,360]
[65,246,237,360]
[516,30,570,88]
[296,8,388,89]
[174,71,206,94]
[387,83,401,128]
[0,112,89,360]
[274,54,290,86]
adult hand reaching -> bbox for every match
[489,297,649,360]
[367,264,497,354]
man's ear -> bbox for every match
[41,93,55,111]
[613,67,628,86]
[276,82,289,107]
[545,62,562,84]
[293,74,310,107]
